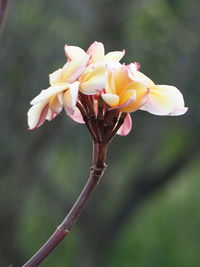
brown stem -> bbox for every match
[76,102,97,142]
[92,142,99,165]
[108,112,127,142]
[22,142,108,267]
[77,96,102,143]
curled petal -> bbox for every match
[119,89,136,105]
[49,95,63,114]
[105,69,116,94]
[169,106,188,116]
[80,61,121,95]
[46,108,57,121]
[87,41,105,63]
[68,106,85,124]
[109,97,135,111]
[80,65,106,95]
[64,45,86,61]
[63,82,79,114]
[57,93,63,105]
[120,85,149,113]
[62,55,90,83]
[31,84,70,105]
[27,102,49,130]
[112,65,131,95]
[49,68,63,86]
[127,63,154,87]
[83,60,121,75]
[117,113,132,136]
[134,62,140,71]
[104,50,125,61]
[80,76,105,94]
[141,85,188,116]
[101,93,119,106]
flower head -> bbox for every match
[28,41,124,130]
[27,41,187,139]
[101,64,149,113]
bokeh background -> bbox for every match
[1,0,200,266]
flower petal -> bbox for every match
[27,102,49,130]
[169,106,188,116]
[64,45,86,61]
[57,93,63,105]
[119,84,149,113]
[49,68,63,86]
[62,55,90,83]
[101,93,120,106]
[80,60,122,95]
[141,85,187,116]
[80,64,106,94]
[104,69,116,94]
[104,50,125,61]
[30,84,70,105]
[112,65,131,96]
[133,62,141,71]
[68,106,85,124]
[87,41,105,63]
[46,108,57,121]
[127,63,154,87]
[109,97,135,111]
[63,81,79,114]
[117,113,132,136]
[119,89,136,103]
[49,95,63,114]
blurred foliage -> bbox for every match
[0,0,200,266]
[107,158,200,267]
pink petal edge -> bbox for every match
[109,97,136,111]
[117,113,133,136]
[68,107,85,124]
[28,104,49,130]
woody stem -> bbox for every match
[22,142,108,267]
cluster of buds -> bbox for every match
[27,41,187,141]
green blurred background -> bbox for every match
[1,0,200,266]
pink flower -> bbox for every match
[28,41,124,130]
[27,42,187,137]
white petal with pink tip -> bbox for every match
[141,85,187,116]
[68,107,85,124]
[63,55,90,83]
[87,41,105,63]
[27,101,48,130]
[64,45,86,61]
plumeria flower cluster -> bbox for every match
[25,42,188,265]
[28,41,187,141]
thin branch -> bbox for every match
[22,142,108,267]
